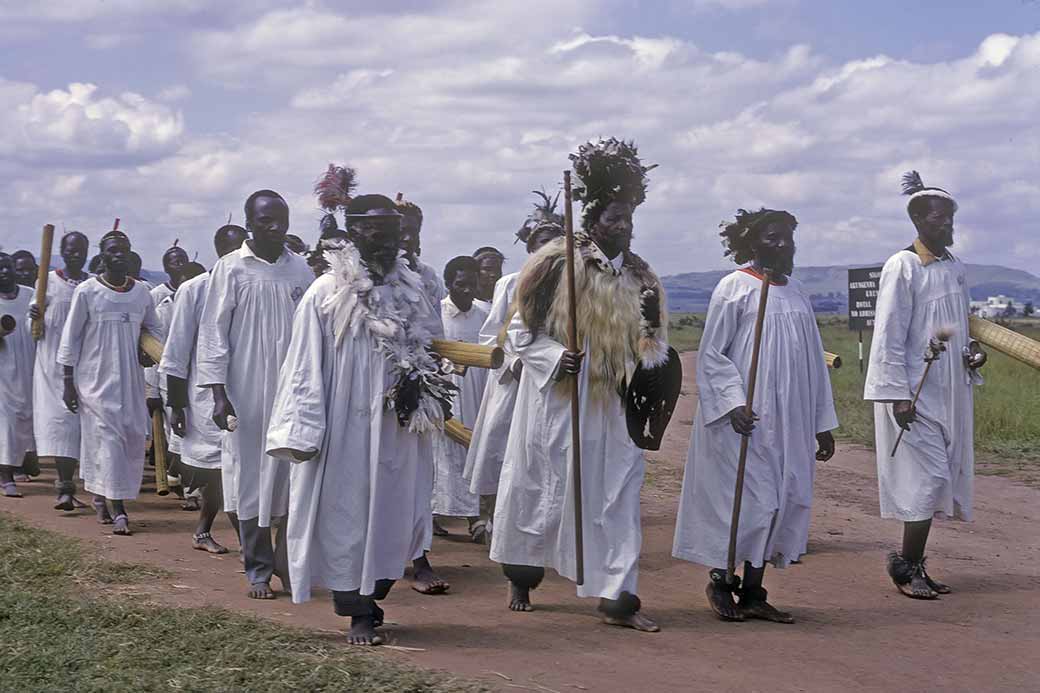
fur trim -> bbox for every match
[515,233,668,400]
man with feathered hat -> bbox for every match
[864,172,985,600]
[489,138,673,632]
[266,194,455,645]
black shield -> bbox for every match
[625,346,683,451]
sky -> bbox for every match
[1,0,1038,277]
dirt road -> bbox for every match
[5,353,1038,692]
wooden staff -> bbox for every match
[824,351,842,369]
[444,418,473,448]
[890,335,948,457]
[152,410,170,496]
[431,339,504,369]
[31,224,55,340]
[563,170,584,586]
[140,333,164,364]
[726,269,772,584]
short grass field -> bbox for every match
[668,314,1040,472]
[0,515,485,693]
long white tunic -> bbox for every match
[196,244,312,525]
[33,272,82,458]
[464,272,520,495]
[489,319,646,600]
[145,294,183,455]
[57,279,162,499]
[144,283,175,401]
[266,272,436,602]
[158,272,224,471]
[864,249,978,521]
[432,297,490,516]
[0,287,36,465]
[672,271,838,569]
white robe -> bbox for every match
[464,272,520,495]
[0,287,36,465]
[416,260,446,322]
[158,272,224,471]
[196,244,312,526]
[489,320,646,601]
[672,271,838,569]
[864,250,978,522]
[33,272,82,459]
[266,272,436,602]
[146,294,182,455]
[144,282,175,400]
[432,297,490,516]
[57,278,162,499]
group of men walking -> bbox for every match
[0,139,984,644]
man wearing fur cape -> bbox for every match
[489,139,669,632]
[266,194,454,646]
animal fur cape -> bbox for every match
[515,233,668,400]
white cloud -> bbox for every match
[157,85,192,102]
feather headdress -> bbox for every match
[901,170,957,212]
[569,138,657,231]
[313,164,358,213]
[515,188,564,245]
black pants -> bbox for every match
[332,579,396,617]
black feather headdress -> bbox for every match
[569,138,657,231]
[901,169,957,212]
[515,188,564,245]
[313,164,357,213]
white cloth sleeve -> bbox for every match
[864,256,913,402]
[695,282,747,426]
[195,260,237,387]
[56,285,89,368]
[508,312,566,393]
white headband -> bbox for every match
[907,188,958,213]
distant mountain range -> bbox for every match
[662,263,1040,313]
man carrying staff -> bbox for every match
[464,190,565,541]
[267,194,454,646]
[0,253,36,498]
[490,138,668,632]
[197,190,312,599]
[161,225,246,554]
[865,172,985,599]
[472,246,505,303]
[394,193,451,596]
[672,208,837,623]
[57,229,163,535]
[29,231,91,510]
[432,256,490,541]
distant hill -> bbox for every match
[662,263,1040,313]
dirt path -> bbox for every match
[5,352,1039,692]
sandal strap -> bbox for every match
[193,532,213,541]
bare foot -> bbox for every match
[2,482,23,498]
[93,499,113,524]
[469,519,489,544]
[112,514,132,536]
[13,473,30,483]
[248,582,276,599]
[192,532,229,554]
[508,582,533,612]
[706,580,744,621]
[411,557,449,595]
[181,496,200,512]
[898,570,938,600]
[603,611,660,633]
[432,518,449,537]
[738,599,795,624]
[347,615,383,646]
[54,494,76,511]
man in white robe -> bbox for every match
[196,190,312,600]
[865,172,984,600]
[161,227,247,555]
[672,208,837,623]
[267,194,453,646]
[432,256,489,540]
[0,254,36,498]
[464,191,566,539]
[58,230,163,536]
[490,138,670,632]
[29,231,90,510]
[394,194,451,596]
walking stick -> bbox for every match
[726,269,772,585]
[31,224,55,340]
[563,170,584,586]
[890,333,949,457]
[152,409,170,496]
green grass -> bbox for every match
[671,313,1040,469]
[0,514,486,693]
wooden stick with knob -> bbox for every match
[890,331,950,457]
[726,269,772,585]
[31,224,55,341]
[563,170,584,586]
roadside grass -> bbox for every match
[670,313,1040,479]
[0,514,486,693]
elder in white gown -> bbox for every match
[0,269,36,495]
[432,263,489,520]
[672,270,837,570]
[267,195,453,645]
